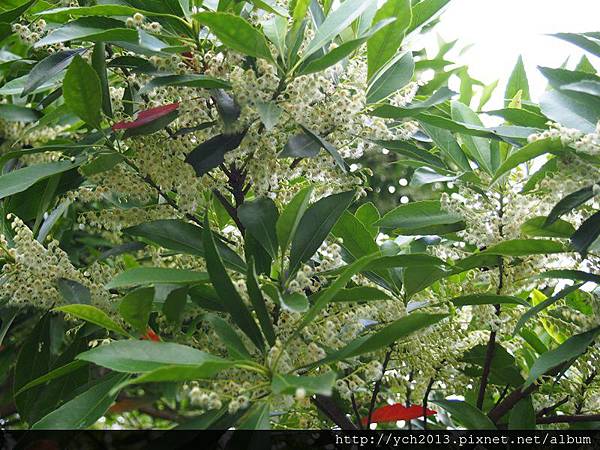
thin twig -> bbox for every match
[537,414,600,424]
[366,346,394,427]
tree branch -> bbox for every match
[312,395,357,430]
[366,346,394,427]
[537,414,600,424]
[537,396,569,418]
[488,383,538,423]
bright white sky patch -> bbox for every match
[419,0,600,109]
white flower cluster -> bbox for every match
[0,215,113,309]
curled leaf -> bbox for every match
[112,103,180,130]
[362,403,436,424]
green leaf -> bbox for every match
[508,397,535,430]
[345,313,447,357]
[194,12,273,61]
[140,74,231,93]
[405,0,450,34]
[299,125,347,171]
[276,186,313,254]
[14,315,52,424]
[31,373,129,430]
[77,340,232,373]
[246,259,276,346]
[118,287,154,331]
[185,132,246,177]
[332,211,379,259]
[293,253,381,339]
[35,17,138,48]
[492,138,564,183]
[545,186,595,226]
[0,159,81,201]
[0,308,18,347]
[125,219,246,272]
[54,304,129,336]
[375,200,463,235]
[106,268,209,289]
[271,372,336,396]
[127,363,235,384]
[63,55,102,127]
[484,108,548,129]
[513,284,583,338]
[505,56,530,105]
[35,4,189,22]
[0,104,41,122]
[562,80,600,97]
[289,190,355,277]
[92,42,112,117]
[238,197,279,259]
[553,32,600,58]
[302,0,377,60]
[540,89,600,134]
[24,49,85,97]
[533,270,600,285]
[523,326,600,388]
[571,211,600,257]
[420,122,471,171]
[279,133,322,158]
[206,314,252,360]
[57,278,91,304]
[237,402,270,430]
[297,19,393,75]
[481,239,567,257]
[462,343,524,387]
[410,167,459,187]
[14,360,88,397]
[521,217,575,238]
[371,85,453,116]
[451,101,494,174]
[367,52,414,104]
[451,294,529,308]
[404,265,448,297]
[255,101,282,131]
[162,287,188,325]
[432,399,496,430]
[263,15,287,57]
[367,0,411,79]
[0,0,37,23]
[204,216,264,351]
[281,292,309,313]
[355,202,380,238]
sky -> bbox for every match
[419,0,600,110]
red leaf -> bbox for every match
[141,327,161,342]
[361,403,436,425]
[112,103,180,131]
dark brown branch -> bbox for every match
[138,405,181,422]
[477,327,497,410]
[366,347,394,427]
[350,392,363,430]
[212,188,245,233]
[537,396,569,418]
[488,383,538,423]
[575,370,597,414]
[537,414,600,424]
[312,395,357,430]
[0,402,17,419]
[422,377,436,430]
